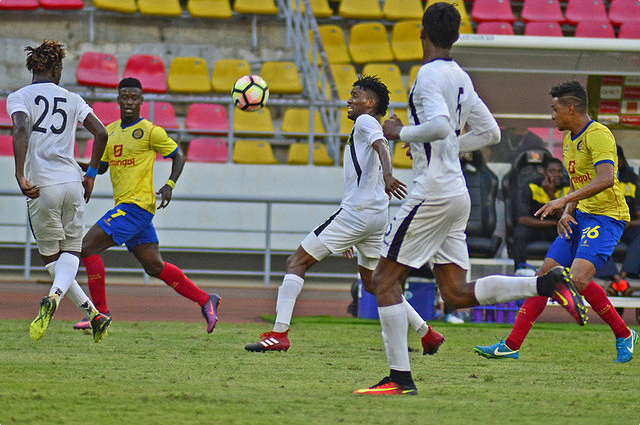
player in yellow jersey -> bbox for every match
[475,81,637,362]
[73,78,221,334]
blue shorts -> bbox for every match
[97,203,158,251]
[546,210,625,271]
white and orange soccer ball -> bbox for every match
[231,75,269,112]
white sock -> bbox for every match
[50,253,80,298]
[46,260,96,316]
[273,274,304,332]
[402,297,428,337]
[378,303,411,372]
[474,275,538,305]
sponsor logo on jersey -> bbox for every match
[110,158,136,167]
[571,173,591,185]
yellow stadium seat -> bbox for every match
[311,25,351,64]
[339,107,352,137]
[339,0,383,19]
[233,0,278,15]
[212,59,251,93]
[282,108,326,136]
[459,20,474,34]
[288,142,333,165]
[425,0,471,25]
[292,0,333,17]
[393,142,412,168]
[94,0,137,13]
[260,61,303,95]
[349,23,394,64]
[233,140,278,164]
[233,107,275,135]
[391,20,422,62]
[168,57,211,93]
[138,0,182,16]
[362,63,407,104]
[323,64,357,100]
[383,0,424,20]
[187,0,232,19]
[408,64,421,90]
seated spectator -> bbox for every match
[512,157,569,268]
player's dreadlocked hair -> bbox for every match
[549,81,588,113]
[353,75,390,117]
[25,40,66,74]
[423,3,460,49]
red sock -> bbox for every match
[82,255,108,313]
[580,281,630,339]
[158,262,209,306]
[505,296,548,350]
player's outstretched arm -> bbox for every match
[157,149,186,209]
[372,138,407,200]
[11,111,39,198]
[81,113,109,203]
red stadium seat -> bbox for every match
[40,0,84,9]
[471,0,515,23]
[575,20,615,38]
[185,103,228,134]
[76,52,119,88]
[565,0,608,25]
[619,22,640,38]
[477,21,514,35]
[91,102,120,125]
[186,138,228,163]
[140,102,179,129]
[520,0,564,23]
[609,0,640,25]
[123,55,168,93]
[83,139,94,159]
[0,99,12,128]
[525,21,563,36]
[0,135,13,156]
[0,0,39,9]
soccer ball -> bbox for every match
[231,75,269,112]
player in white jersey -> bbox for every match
[246,76,444,354]
[7,40,111,343]
[354,4,588,396]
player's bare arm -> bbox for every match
[81,112,109,203]
[372,138,407,200]
[11,111,39,198]
[382,114,403,141]
[157,148,186,209]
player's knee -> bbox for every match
[143,261,164,277]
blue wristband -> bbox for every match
[86,166,98,178]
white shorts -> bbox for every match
[27,181,85,256]
[301,207,387,270]
[382,192,470,270]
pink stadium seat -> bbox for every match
[39,0,84,9]
[185,103,228,134]
[91,102,120,125]
[140,102,179,129]
[0,135,13,156]
[186,138,228,163]
[609,0,640,25]
[76,52,119,88]
[471,0,515,23]
[0,99,12,128]
[156,153,172,162]
[477,21,514,34]
[619,22,640,38]
[565,0,608,25]
[123,55,168,93]
[83,139,94,159]
[575,20,615,38]
[0,0,39,9]
[520,0,564,23]
[525,21,563,36]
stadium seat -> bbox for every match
[527,127,564,143]
[233,0,278,15]
[186,138,228,163]
[339,107,353,137]
[0,135,13,156]
[408,64,420,90]
[524,21,563,36]
[287,142,333,165]
[471,0,516,23]
[619,22,640,39]
[520,0,564,23]
[185,103,228,134]
[391,20,422,62]
[575,20,615,38]
[232,140,278,164]
[325,64,357,100]
[167,57,211,93]
[233,108,275,135]
[40,0,84,9]
[349,23,394,64]
[140,102,179,129]
[459,20,474,34]
[392,143,412,168]
[362,63,407,103]
[211,59,251,93]
[292,0,333,18]
[123,55,168,93]
[0,0,38,9]
[76,52,119,88]
[312,25,351,64]
[91,102,120,125]
[138,0,182,16]
[565,0,608,25]
[339,0,383,19]
[425,0,472,25]
[609,0,640,25]
[156,152,172,162]
[0,99,13,128]
[82,139,93,159]
[383,0,423,20]
[187,0,232,18]
[260,61,303,95]
[93,0,137,13]
[281,108,326,137]
[477,21,514,35]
